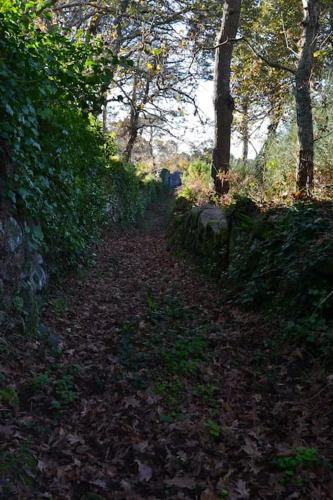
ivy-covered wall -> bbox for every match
[168,197,333,353]
[0,143,46,333]
[0,2,162,333]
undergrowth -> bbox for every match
[169,194,333,359]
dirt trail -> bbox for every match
[1,196,332,499]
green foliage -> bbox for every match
[272,447,322,485]
[12,296,24,313]
[107,161,162,225]
[155,378,184,409]
[115,294,212,414]
[50,296,69,318]
[52,373,77,408]
[27,364,79,410]
[0,386,19,407]
[0,1,161,283]
[223,200,333,356]
[169,195,333,356]
[194,383,219,405]
[30,372,50,392]
[0,1,115,271]
[226,200,333,334]
[178,159,213,205]
[0,441,36,496]
[273,447,320,480]
[231,77,333,203]
[204,419,221,440]
[283,315,332,352]
[162,336,207,375]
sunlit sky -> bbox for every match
[108,80,266,160]
[181,80,265,159]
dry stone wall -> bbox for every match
[167,198,230,272]
[0,143,46,333]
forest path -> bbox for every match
[42,193,252,498]
[3,195,331,498]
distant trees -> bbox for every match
[50,0,201,162]
[46,0,332,197]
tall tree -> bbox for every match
[237,0,331,194]
[211,0,242,196]
[295,0,321,194]
[52,0,202,158]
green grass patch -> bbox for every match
[0,441,36,496]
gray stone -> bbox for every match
[0,211,47,333]
[30,265,47,292]
[47,332,63,350]
[4,217,23,253]
[199,206,229,234]
[0,310,6,325]
[29,253,47,292]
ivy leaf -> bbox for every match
[18,188,30,201]
[5,103,14,116]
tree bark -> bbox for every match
[101,96,107,133]
[255,104,283,183]
[240,95,249,164]
[123,114,139,162]
[211,0,242,196]
[124,74,151,162]
[295,0,320,195]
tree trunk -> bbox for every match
[240,96,249,164]
[124,75,151,163]
[330,2,333,52]
[102,96,108,133]
[123,112,139,163]
[295,0,320,195]
[123,73,139,162]
[211,0,242,196]
[255,105,283,183]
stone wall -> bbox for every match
[168,196,333,319]
[0,141,46,333]
[167,197,230,272]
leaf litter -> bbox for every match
[0,197,332,498]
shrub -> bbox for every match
[106,161,162,225]
[178,159,213,205]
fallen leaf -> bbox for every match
[164,476,196,489]
[136,460,153,482]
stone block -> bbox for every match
[4,216,23,253]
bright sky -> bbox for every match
[179,80,265,159]
[107,79,266,160]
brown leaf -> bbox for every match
[242,438,261,458]
[164,476,196,489]
[201,487,218,499]
[0,425,14,437]
[90,479,107,489]
[233,479,250,498]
